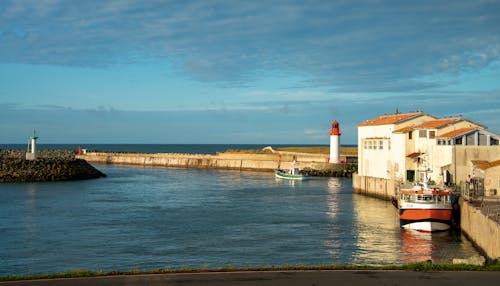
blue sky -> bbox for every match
[1,0,499,144]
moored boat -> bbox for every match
[397,183,453,232]
[275,167,304,180]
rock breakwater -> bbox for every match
[300,164,357,177]
[0,150,106,183]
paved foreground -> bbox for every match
[2,270,500,286]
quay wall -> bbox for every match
[78,152,278,171]
[460,198,500,261]
[77,152,355,175]
[352,173,396,200]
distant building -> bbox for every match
[356,111,500,196]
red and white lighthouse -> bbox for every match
[329,120,341,163]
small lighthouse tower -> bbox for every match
[26,129,38,161]
[329,120,341,164]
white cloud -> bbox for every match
[1,1,500,92]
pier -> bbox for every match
[77,150,357,177]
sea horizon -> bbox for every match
[0,143,357,155]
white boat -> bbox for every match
[275,167,303,180]
[397,181,453,232]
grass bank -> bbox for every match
[224,146,358,156]
[275,146,357,156]
[2,262,499,281]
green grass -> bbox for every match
[275,146,358,156]
[223,149,274,154]
[223,146,358,156]
[2,262,499,281]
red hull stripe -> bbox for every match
[399,209,452,221]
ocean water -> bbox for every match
[0,164,480,276]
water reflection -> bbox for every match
[400,230,433,263]
[327,177,342,191]
[24,184,38,238]
[274,177,302,187]
[326,178,341,219]
[400,229,476,264]
[352,194,401,265]
[323,178,346,258]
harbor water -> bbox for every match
[0,164,480,276]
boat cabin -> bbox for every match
[400,189,451,204]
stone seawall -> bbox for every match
[351,173,397,200]
[460,198,500,261]
[77,152,357,176]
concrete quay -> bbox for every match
[460,198,500,262]
[77,151,357,176]
[2,270,499,286]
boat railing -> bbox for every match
[400,191,451,204]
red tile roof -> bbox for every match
[413,118,461,129]
[358,112,423,126]
[393,126,415,133]
[437,127,477,138]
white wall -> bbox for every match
[358,125,394,179]
[430,145,453,185]
[392,133,407,181]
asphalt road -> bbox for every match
[2,270,500,286]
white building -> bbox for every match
[357,112,500,188]
[357,112,435,181]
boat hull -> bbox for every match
[274,170,303,180]
[399,208,452,232]
[400,221,451,232]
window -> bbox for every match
[408,131,413,140]
[419,130,427,138]
[379,141,383,149]
[364,141,367,149]
[429,131,435,139]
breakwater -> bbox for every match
[77,151,357,176]
[0,150,106,183]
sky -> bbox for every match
[1,0,499,145]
